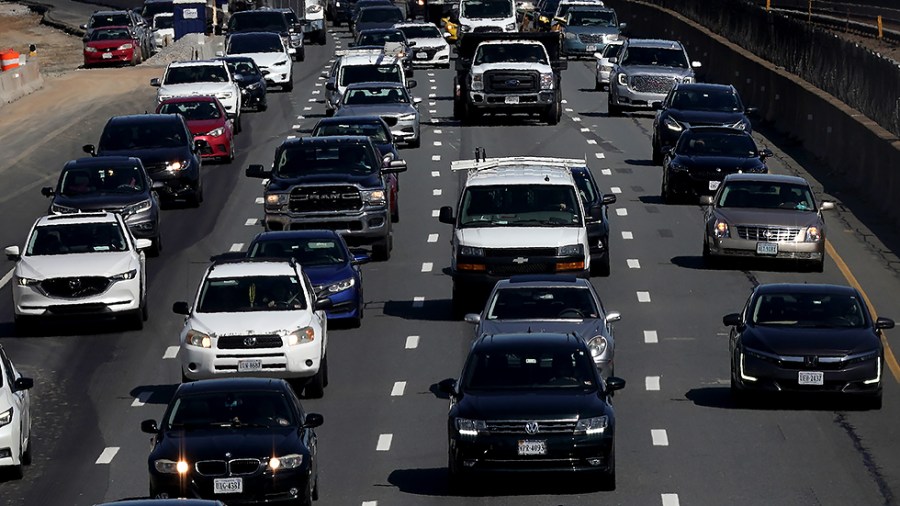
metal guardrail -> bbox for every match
[773,8,900,44]
[754,0,900,43]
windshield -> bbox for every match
[474,43,547,64]
[165,391,295,430]
[90,14,130,28]
[344,85,409,105]
[462,0,513,18]
[99,121,187,150]
[459,184,583,228]
[249,238,347,266]
[716,181,816,211]
[226,60,261,77]
[164,65,229,84]
[358,30,405,45]
[621,46,687,68]
[671,89,741,112]
[487,287,599,319]
[751,292,866,328]
[230,12,287,31]
[228,34,283,53]
[197,275,307,312]
[676,132,758,158]
[398,25,442,38]
[313,122,390,144]
[357,8,404,23]
[568,10,616,26]
[60,165,145,196]
[281,10,298,23]
[541,0,561,14]
[158,100,222,121]
[143,2,173,19]
[27,223,127,255]
[89,28,133,41]
[275,143,378,177]
[153,14,173,29]
[462,348,597,390]
[339,64,402,86]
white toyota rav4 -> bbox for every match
[173,257,332,398]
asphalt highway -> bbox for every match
[2,22,900,506]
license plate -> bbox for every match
[213,477,243,494]
[798,371,824,386]
[238,359,262,372]
[102,52,113,59]
[517,440,547,455]
[415,51,428,59]
[708,180,721,191]
[585,44,597,52]
[756,242,778,255]
[505,96,520,105]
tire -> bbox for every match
[447,450,466,494]
[809,259,825,273]
[597,446,616,491]
[312,474,319,500]
[283,80,294,92]
[298,48,306,62]
[14,315,34,336]
[316,31,327,45]
[128,308,144,331]
[305,355,326,399]
[147,234,162,257]
[651,138,663,165]
[258,99,268,112]
[141,293,149,322]
[463,102,481,125]
[591,246,610,277]
[297,473,314,506]
[702,239,721,269]
[408,136,421,149]
[325,108,334,117]
[372,235,391,261]
[181,371,191,383]
[234,113,243,134]
[188,186,203,208]
[453,97,464,120]
[20,434,32,466]
[391,196,400,223]
[544,100,560,126]
[226,142,236,163]
[866,392,883,410]
[607,94,621,117]
[594,79,602,91]
[451,282,470,320]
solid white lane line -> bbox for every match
[432,154,441,161]
[622,231,633,239]
[610,187,622,193]
[433,189,442,196]
[572,117,581,122]
[651,429,669,446]
[391,381,407,396]
[586,139,597,144]
[644,330,658,343]
[405,335,419,349]
[627,259,640,269]
[580,128,589,132]
[245,218,258,226]
[595,153,605,159]
[255,197,264,204]
[434,141,442,146]
[432,209,440,217]
[645,376,661,391]
[421,262,433,272]
[163,346,179,359]
[601,168,611,175]
[428,233,439,242]
[95,447,120,464]
[661,494,680,506]
[431,171,440,177]
[616,208,628,216]
[376,434,393,451]
[0,268,14,290]
[131,392,151,407]
[413,296,425,308]
[637,291,651,302]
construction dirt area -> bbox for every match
[0,2,83,75]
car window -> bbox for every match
[276,143,378,177]
[716,181,815,211]
[226,60,261,77]
[567,10,616,26]
[398,25,442,38]
[458,184,583,228]
[159,100,223,121]
[358,30,405,45]
[462,348,596,390]
[671,89,741,112]
[153,14,173,29]
[313,122,390,144]
[675,132,757,158]
[165,391,296,429]
[343,85,410,105]
[164,65,229,84]
[60,165,146,196]
[99,121,188,150]
[572,171,597,205]
[750,292,866,328]
[248,238,347,266]
[357,7,404,23]
[339,64,402,86]
[26,222,128,255]
[461,0,513,18]
[621,46,687,68]
[228,34,284,54]
[474,44,547,64]
[90,28,133,41]
[602,43,621,58]
[197,275,307,312]
[487,287,600,319]
[91,14,131,28]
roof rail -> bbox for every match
[334,48,385,58]
[450,156,587,172]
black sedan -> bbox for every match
[651,83,756,164]
[142,378,323,504]
[439,333,625,490]
[724,283,893,409]
[220,56,268,111]
[570,165,616,276]
[661,126,772,204]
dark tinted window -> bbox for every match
[461,0,512,18]
[343,85,410,104]
[143,2,174,19]
[487,287,599,319]
[621,46,687,68]
[398,25,442,38]
[60,164,145,196]
[249,238,347,266]
[750,292,866,328]
[462,347,596,390]
[675,131,757,158]
[567,10,616,27]
[89,28,133,41]
[357,7,404,23]
[198,275,307,312]
[275,143,378,177]
[166,391,296,429]
[159,100,223,121]
[27,222,128,255]
[228,33,284,53]
[340,64,402,86]
[153,14,173,29]
[99,120,188,150]
[358,30,405,45]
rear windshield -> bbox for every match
[89,28,132,41]
[462,348,597,391]
[158,100,223,121]
[343,85,409,105]
[228,34,284,54]
[567,10,616,27]
[249,238,347,266]
[60,164,146,196]
[275,144,378,177]
[487,287,599,320]
[461,0,513,18]
[357,30,405,45]
[164,65,229,84]
[398,25,442,39]
[90,14,130,28]
[474,44,547,64]
[143,2,173,19]
[339,63,402,86]
[675,131,757,158]
[357,7,404,23]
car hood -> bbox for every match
[742,325,880,356]
[458,227,583,248]
[457,389,608,419]
[235,51,289,68]
[267,172,382,191]
[622,64,692,78]
[156,427,300,461]
[473,61,553,72]
[52,193,149,210]
[335,104,416,117]
[671,154,765,172]
[303,263,356,286]
[187,118,227,135]
[565,26,619,36]
[159,82,234,96]
[409,37,448,49]
[479,319,604,340]
[187,311,313,337]
[97,147,190,171]
[19,252,136,279]
[714,207,820,229]
[668,109,745,126]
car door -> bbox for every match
[0,348,28,448]
[302,272,327,351]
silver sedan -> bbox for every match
[334,81,422,148]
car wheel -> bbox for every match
[128,307,144,331]
[325,108,334,117]
[316,31,327,45]
[234,114,243,134]
[391,195,400,223]
[298,48,306,62]
[312,473,320,500]
[148,234,162,257]
[451,282,470,320]
[543,100,560,126]
[283,80,294,92]
[181,370,192,383]
[227,142,236,163]
[607,94,621,117]
[305,355,326,399]
[258,98,268,112]
[447,449,467,494]
[297,474,314,506]
[14,314,34,336]
[591,247,610,277]
[809,259,825,273]
[866,392,883,410]
[453,97,464,120]
[372,235,391,261]
[463,102,481,125]
[597,445,616,491]
[21,433,32,466]
[651,138,663,165]
[408,136,421,149]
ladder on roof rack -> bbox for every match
[450,155,587,172]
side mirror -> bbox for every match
[745,106,758,116]
[606,376,626,392]
[760,148,774,159]
[83,144,97,156]
[619,22,627,30]
[135,238,153,250]
[14,377,33,391]
[325,82,336,91]
[383,160,407,174]
[314,297,334,311]
[589,204,603,221]
[406,79,417,89]
[438,206,454,224]
[699,195,714,206]
[246,164,270,178]
[5,245,21,261]
[41,187,55,197]
[722,313,742,327]
[172,301,191,315]
[876,317,895,330]
[464,313,481,324]
[601,194,617,205]
[151,180,165,190]
[303,413,324,428]
[607,57,618,64]
[820,201,835,211]
[437,378,457,395]
[413,97,423,105]
[351,253,371,265]
[140,419,159,434]
[150,77,161,87]
[691,61,702,68]
[605,311,621,323]
[593,52,603,59]
[215,50,225,57]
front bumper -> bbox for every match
[467,90,556,111]
[0,421,22,467]
[707,235,824,261]
[735,354,882,395]
[150,168,201,200]
[610,85,666,110]
[240,85,266,106]
[13,278,141,317]
[563,38,606,57]
[261,67,292,85]
[180,341,321,381]
[388,118,419,143]
[316,286,361,320]
[194,132,232,159]
[263,208,389,244]
[450,433,614,473]
[84,48,133,65]
[125,215,160,240]
[150,465,311,504]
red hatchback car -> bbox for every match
[83,26,142,67]
[156,96,236,163]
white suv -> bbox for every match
[173,258,332,397]
[324,49,411,116]
[5,212,151,333]
[151,60,243,120]
[0,345,33,479]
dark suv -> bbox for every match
[84,114,204,206]
[226,10,295,54]
[570,165,616,276]
[41,157,162,256]
[246,136,407,260]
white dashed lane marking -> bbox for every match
[405,335,420,349]
[230,243,244,252]
[431,171,440,177]
[245,218,258,226]
[627,259,640,269]
[428,234,438,242]
[163,346,179,359]
[572,117,581,122]
[433,189,442,196]
[434,141,442,146]
[95,447,120,465]
[610,187,622,193]
[622,231,633,239]
[432,154,441,161]
[662,494,680,506]
[376,434,393,451]
[565,108,574,112]
[303,106,312,111]
[429,109,438,114]
[586,139,597,144]
[637,291,651,302]
[601,168,611,175]
[421,262,433,273]
[412,296,425,308]
[432,209,440,217]
[362,502,377,506]
[255,197,264,204]
[391,381,406,396]
[131,392,151,407]
[645,376,661,391]
[616,208,628,216]
[434,129,443,134]
[644,330,658,343]
[595,153,605,159]
[651,429,669,446]
[580,128,589,132]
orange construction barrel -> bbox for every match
[1,49,20,71]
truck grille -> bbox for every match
[735,226,801,241]
[41,277,111,298]
[485,419,578,434]
[289,185,362,213]
[630,75,677,94]
[484,70,540,94]
[578,33,605,44]
[194,459,262,477]
[485,247,556,257]
[217,334,283,349]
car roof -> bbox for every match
[168,59,227,68]
[339,53,402,65]
[479,39,547,47]
[359,5,402,10]
[474,332,585,351]
[219,56,256,63]
[500,274,588,286]
[175,377,290,395]
[283,136,371,147]
[233,9,285,16]
[626,39,684,49]
[64,157,143,169]
[206,258,301,278]
[723,173,807,184]
[345,81,406,90]
[252,230,343,242]
[754,283,859,296]
[565,5,614,12]
[393,22,440,29]
[314,115,389,127]
[107,114,183,125]
[35,212,119,226]
[466,165,578,187]
[229,31,282,39]
[674,83,735,93]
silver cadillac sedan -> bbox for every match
[334,81,421,148]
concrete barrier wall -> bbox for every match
[0,61,44,110]
[606,0,900,224]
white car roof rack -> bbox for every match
[451,156,587,172]
[334,48,385,57]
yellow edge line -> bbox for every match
[826,240,900,383]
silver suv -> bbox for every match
[607,39,700,116]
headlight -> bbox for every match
[557,244,584,256]
[668,163,687,172]
[604,34,619,42]
[274,60,288,66]
[471,73,483,91]
[154,459,190,474]
[565,32,576,39]
[714,219,729,238]
[285,326,315,346]
[269,454,304,470]
[247,82,261,90]
[539,15,549,23]
[16,277,40,287]
[265,193,289,208]
[110,269,137,281]
[117,43,134,50]
[505,22,516,31]
[335,0,340,5]
[459,246,484,257]
[540,73,553,90]
[206,127,225,137]
[50,203,77,214]
[600,65,613,72]
[806,226,822,242]
[587,336,608,357]
[575,415,608,435]
[186,329,212,348]
[455,418,486,437]
[664,117,683,132]
[617,73,627,86]
[398,113,417,121]
[84,46,98,52]
[321,278,355,294]
[362,189,385,205]
[306,4,322,13]
[728,120,747,130]
[460,24,472,33]
[166,160,188,172]
[0,407,12,428]
[123,199,152,217]
[682,76,694,84]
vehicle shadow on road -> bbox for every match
[130,384,179,406]
[624,158,655,167]
[381,298,456,322]
[685,387,877,411]
[387,467,607,497]
[0,318,138,338]
[670,255,824,274]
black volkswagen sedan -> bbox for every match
[142,378,323,504]
[570,165,616,276]
[439,333,625,490]
[220,56,268,111]
[661,126,772,204]
[724,283,893,409]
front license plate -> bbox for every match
[213,477,243,494]
[798,371,824,386]
[505,95,520,104]
[756,242,778,256]
[416,51,428,59]
[238,359,262,372]
[102,52,113,59]
[517,440,547,455]
[585,44,597,52]
[708,180,721,191]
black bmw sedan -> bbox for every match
[439,333,626,491]
[141,378,323,504]
[724,283,893,409]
